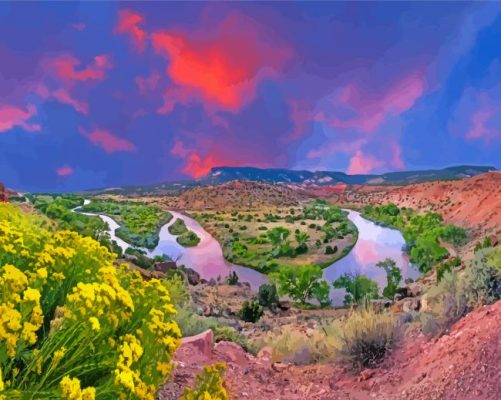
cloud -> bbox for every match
[0,104,41,133]
[72,23,86,31]
[51,54,112,82]
[80,127,136,153]
[56,165,74,177]
[35,85,88,114]
[152,12,292,112]
[347,150,385,174]
[316,71,426,134]
[115,10,147,53]
[135,71,160,94]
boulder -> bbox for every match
[180,329,213,358]
[402,297,421,313]
[214,341,249,366]
[182,267,201,285]
[371,299,393,313]
[154,261,177,273]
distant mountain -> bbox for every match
[90,165,496,195]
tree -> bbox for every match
[270,265,331,307]
[267,227,290,247]
[258,283,280,310]
[376,258,402,299]
[295,231,310,254]
[333,274,379,306]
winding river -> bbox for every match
[76,203,420,305]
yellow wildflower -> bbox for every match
[89,317,100,332]
[82,387,96,400]
[60,376,81,400]
[0,368,4,392]
[53,347,66,365]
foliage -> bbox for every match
[0,203,181,399]
[179,363,228,400]
[333,274,379,306]
[271,265,331,307]
[420,246,501,336]
[239,299,264,323]
[333,308,399,370]
[375,258,402,299]
[436,257,461,283]
[474,236,494,253]
[168,219,188,236]
[226,271,239,285]
[324,245,337,255]
[168,218,200,247]
[362,204,467,272]
[257,283,279,310]
[81,200,172,249]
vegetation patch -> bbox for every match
[362,204,467,272]
[191,201,358,274]
[168,218,200,247]
[81,199,172,249]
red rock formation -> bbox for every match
[0,183,8,202]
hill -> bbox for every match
[90,165,495,196]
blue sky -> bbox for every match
[0,1,500,191]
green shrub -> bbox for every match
[436,257,461,282]
[258,283,279,310]
[271,265,330,307]
[239,299,264,323]
[226,271,239,285]
[333,274,379,306]
[180,363,229,400]
[325,245,337,255]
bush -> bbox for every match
[180,363,229,400]
[0,204,181,399]
[239,299,264,323]
[334,308,399,370]
[271,265,330,307]
[325,245,337,255]
[436,257,461,282]
[333,274,379,306]
[226,271,239,285]
[258,283,279,310]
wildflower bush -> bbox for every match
[179,363,229,400]
[0,204,181,399]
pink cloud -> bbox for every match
[0,104,41,133]
[390,142,405,169]
[152,12,292,112]
[57,165,74,177]
[115,10,147,52]
[72,23,86,31]
[306,139,366,159]
[52,54,112,82]
[135,71,160,94]
[80,127,135,154]
[465,109,499,142]
[319,71,426,134]
[347,150,385,174]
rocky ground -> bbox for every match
[161,300,501,400]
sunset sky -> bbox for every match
[1,2,500,191]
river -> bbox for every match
[75,203,420,305]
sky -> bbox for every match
[0,1,500,192]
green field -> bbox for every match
[191,200,358,274]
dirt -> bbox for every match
[162,300,501,400]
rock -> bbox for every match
[256,346,273,364]
[358,369,376,382]
[407,282,424,297]
[371,299,393,312]
[209,278,217,286]
[154,261,177,273]
[183,267,201,285]
[214,341,249,366]
[278,300,291,310]
[420,293,430,313]
[272,362,289,373]
[402,297,421,313]
[203,305,213,317]
[180,329,213,358]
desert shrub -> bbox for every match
[271,265,330,307]
[436,257,461,282]
[261,328,338,365]
[257,283,279,310]
[333,274,379,306]
[177,231,200,247]
[325,245,337,255]
[257,226,268,231]
[180,363,229,400]
[226,271,239,285]
[334,308,399,370]
[0,204,181,399]
[239,299,264,323]
[420,247,501,336]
